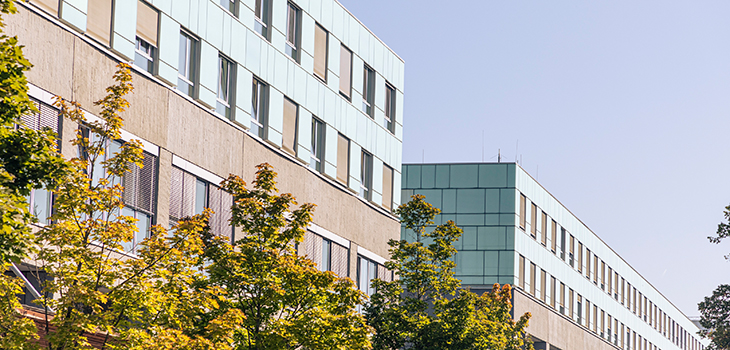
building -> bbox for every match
[402,163,707,350]
[10,0,403,301]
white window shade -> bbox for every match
[137,0,159,46]
[87,0,113,45]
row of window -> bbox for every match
[518,194,702,350]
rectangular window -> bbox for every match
[586,249,592,279]
[282,97,298,156]
[569,234,575,267]
[169,166,232,240]
[578,242,583,273]
[518,255,525,290]
[362,65,375,117]
[586,300,592,330]
[568,288,574,320]
[220,0,236,16]
[178,30,198,97]
[519,193,526,229]
[540,269,547,302]
[615,272,619,300]
[251,77,268,138]
[216,55,235,120]
[302,231,348,276]
[121,149,158,253]
[23,98,59,224]
[529,262,536,296]
[336,133,350,185]
[601,260,606,289]
[593,305,598,333]
[310,117,325,172]
[550,276,556,309]
[87,0,113,45]
[30,0,59,15]
[530,202,537,238]
[551,220,557,253]
[134,1,158,74]
[313,23,328,82]
[384,82,396,132]
[285,2,300,62]
[560,227,566,261]
[559,282,565,315]
[382,165,394,211]
[254,0,270,39]
[540,211,547,246]
[608,266,613,295]
[339,45,352,99]
[601,310,605,337]
[594,254,599,284]
[358,256,390,298]
[577,294,583,325]
[359,151,373,201]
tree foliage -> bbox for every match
[199,164,371,350]
[701,205,730,349]
[365,194,533,350]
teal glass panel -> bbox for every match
[451,230,462,251]
[440,214,456,224]
[506,164,516,187]
[401,189,414,203]
[416,189,442,211]
[505,226,516,249]
[406,165,421,189]
[479,164,508,188]
[455,251,483,276]
[498,250,514,275]
[499,188,516,213]
[401,166,408,188]
[421,164,436,189]
[456,214,484,226]
[484,251,499,275]
[485,189,500,213]
[484,276,500,286]
[449,164,478,188]
[485,214,499,225]
[442,189,456,213]
[461,226,477,250]
[477,226,506,250]
[435,164,450,188]
[499,213,515,226]
[499,276,516,286]
[456,189,485,213]
[460,276,483,285]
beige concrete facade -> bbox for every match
[10,3,399,263]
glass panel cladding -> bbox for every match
[177,31,197,97]
[282,97,298,155]
[251,77,268,138]
[216,55,234,119]
[362,65,375,117]
[359,151,373,200]
[384,83,395,132]
[87,0,113,45]
[310,117,325,172]
[339,45,352,99]
[254,0,270,39]
[382,165,394,210]
[336,133,349,185]
[285,2,300,61]
[313,24,328,82]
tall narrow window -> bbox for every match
[254,0,270,39]
[310,117,325,172]
[518,255,525,290]
[569,234,575,267]
[578,242,583,273]
[530,202,537,238]
[313,24,328,82]
[586,249,592,279]
[135,1,158,74]
[87,0,113,45]
[339,45,352,99]
[601,260,606,290]
[519,193,526,229]
[358,256,380,297]
[540,269,547,302]
[607,266,613,295]
[360,151,373,201]
[217,55,234,120]
[251,77,268,138]
[559,282,565,315]
[362,65,375,117]
[220,0,236,16]
[178,31,198,97]
[282,97,298,156]
[30,0,59,16]
[594,255,599,284]
[170,167,232,240]
[560,227,566,261]
[285,2,300,62]
[551,220,557,253]
[529,262,536,296]
[121,150,158,253]
[384,82,396,132]
[550,276,556,308]
[382,165,394,211]
[577,294,583,325]
[336,134,349,185]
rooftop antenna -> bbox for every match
[498,149,501,163]
[481,130,485,162]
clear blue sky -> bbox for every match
[338,0,730,317]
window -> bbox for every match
[358,256,391,298]
[135,1,158,74]
[282,97,298,155]
[559,282,565,315]
[551,219,557,253]
[578,242,583,273]
[285,2,300,62]
[87,0,113,45]
[577,294,583,325]
[359,151,373,200]
[178,30,198,97]
[251,77,268,137]
[586,249,592,279]
[30,0,59,16]
[310,117,325,172]
[540,269,547,302]
[220,0,236,16]
[540,211,547,246]
[169,166,232,240]
[608,266,613,295]
[560,227,566,261]
[302,231,349,277]
[339,45,352,99]
[336,133,349,185]
[313,24,328,82]
[568,288,574,320]
[568,234,574,267]
[519,193,526,229]
[23,97,58,225]
[594,255,599,285]
[518,255,525,290]
[601,260,606,289]
[385,83,399,135]
[120,149,158,253]
[615,272,619,300]
[216,54,235,120]
[530,203,537,238]
[529,262,536,296]
[254,0,270,39]
[362,65,375,117]
[382,165,394,211]
[549,276,556,308]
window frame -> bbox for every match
[362,64,375,118]
[336,133,350,185]
[384,82,396,132]
[254,0,271,40]
[282,96,299,156]
[285,2,301,62]
[310,117,325,172]
[177,29,199,98]
[219,0,237,17]
[339,44,352,100]
[216,53,236,120]
[251,76,269,138]
[359,151,373,201]
[313,23,328,83]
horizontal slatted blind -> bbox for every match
[22,98,60,134]
[170,167,196,222]
[208,185,232,240]
[330,243,349,277]
[377,263,392,282]
[123,152,157,214]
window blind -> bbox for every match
[87,0,113,45]
[313,24,327,81]
[137,0,159,46]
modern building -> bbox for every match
[402,163,707,350]
[10,0,403,301]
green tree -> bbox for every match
[700,205,730,349]
[197,163,371,350]
[365,194,533,350]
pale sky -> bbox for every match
[338,0,730,317]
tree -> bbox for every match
[198,164,371,350]
[365,194,533,350]
[700,205,730,349]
